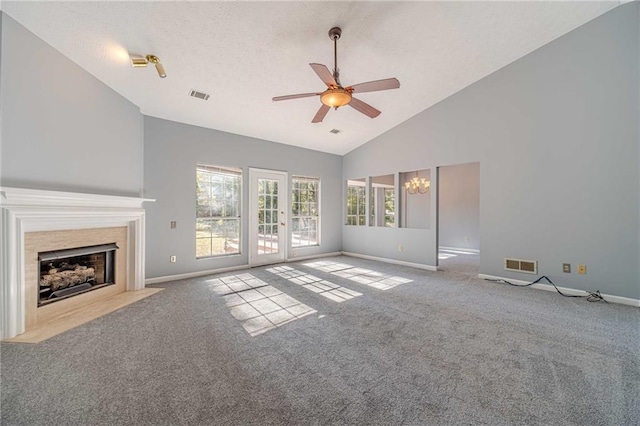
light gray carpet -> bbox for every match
[2,255,639,425]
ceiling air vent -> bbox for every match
[504,258,538,274]
[189,89,210,101]
[330,129,341,134]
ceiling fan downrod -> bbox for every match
[329,27,342,86]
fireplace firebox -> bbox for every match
[38,243,118,306]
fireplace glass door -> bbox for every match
[38,243,118,306]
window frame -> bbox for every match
[346,179,367,226]
[196,164,243,259]
[383,187,395,227]
[370,183,395,227]
[291,175,320,248]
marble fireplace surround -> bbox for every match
[1,187,154,340]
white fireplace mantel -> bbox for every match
[0,187,155,340]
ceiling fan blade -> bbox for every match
[272,92,319,102]
[311,104,331,123]
[310,63,337,87]
[349,97,381,119]
[348,78,400,94]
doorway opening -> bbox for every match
[437,162,480,276]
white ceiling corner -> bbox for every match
[2,1,619,155]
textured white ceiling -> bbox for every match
[2,1,618,155]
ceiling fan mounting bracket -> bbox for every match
[328,27,342,41]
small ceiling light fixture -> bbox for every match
[131,54,166,78]
[405,173,430,194]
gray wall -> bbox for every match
[343,4,639,299]
[438,162,480,250]
[144,116,342,279]
[0,14,143,196]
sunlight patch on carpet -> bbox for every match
[207,273,315,337]
[303,261,412,290]
[266,265,362,303]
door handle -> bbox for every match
[280,222,285,226]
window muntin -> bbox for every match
[292,176,320,247]
[196,165,242,258]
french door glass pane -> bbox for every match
[257,178,280,255]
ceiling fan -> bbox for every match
[272,27,400,123]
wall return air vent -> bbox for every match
[504,258,538,274]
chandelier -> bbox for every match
[404,174,430,194]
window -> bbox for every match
[371,186,395,227]
[291,176,319,247]
[196,165,241,258]
[383,188,395,227]
[370,174,395,227]
[346,179,366,226]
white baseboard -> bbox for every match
[439,246,480,254]
[478,274,531,286]
[478,274,640,308]
[146,264,251,284]
[342,251,438,272]
[146,252,345,285]
[287,251,342,263]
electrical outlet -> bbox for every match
[170,255,177,263]
[398,244,403,252]
[292,250,298,257]
[562,263,571,273]
[578,264,586,274]
[170,221,177,229]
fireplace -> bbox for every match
[38,243,118,306]
[1,186,154,340]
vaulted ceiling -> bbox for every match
[2,1,618,155]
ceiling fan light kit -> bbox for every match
[320,88,352,108]
[130,54,167,78]
[272,27,400,123]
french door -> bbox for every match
[249,168,288,266]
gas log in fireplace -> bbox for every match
[38,243,118,306]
